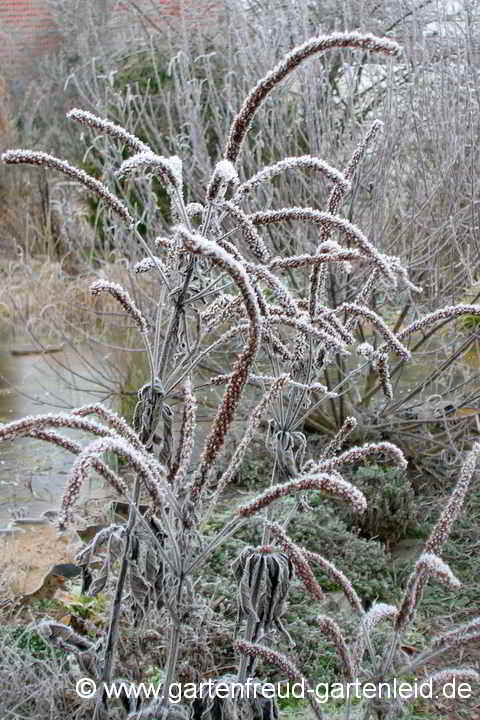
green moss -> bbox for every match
[0,625,66,661]
[292,502,393,604]
[113,50,173,96]
[341,464,418,547]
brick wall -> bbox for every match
[0,0,60,62]
[0,1,218,72]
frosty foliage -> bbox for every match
[1,26,479,720]
[2,149,133,226]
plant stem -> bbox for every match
[261,455,280,546]
[381,629,400,675]
[157,258,196,382]
[237,615,256,683]
[94,477,141,719]
[162,584,183,706]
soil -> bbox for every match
[0,520,81,607]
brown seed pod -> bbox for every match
[232,545,293,644]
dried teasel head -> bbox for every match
[232,545,293,644]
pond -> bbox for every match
[0,339,115,527]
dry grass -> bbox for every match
[0,255,158,335]
[0,257,159,413]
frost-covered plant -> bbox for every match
[239,444,480,719]
[340,464,418,547]
[2,29,479,720]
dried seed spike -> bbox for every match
[66,108,150,153]
[171,378,196,489]
[186,202,204,217]
[234,640,324,720]
[221,201,270,262]
[176,227,261,497]
[29,428,129,498]
[267,522,325,603]
[72,403,143,450]
[394,565,423,634]
[214,375,289,498]
[364,603,398,632]
[246,263,297,314]
[268,313,348,354]
[2,149,133,226]
[419,552,461,589]
[58,435,165,529]
[0,412,113,442]
[395,552,461,633]
[316,441,407,473]
[215,234,244,261]
[235,155,349,199]
[357,342,375,359]
[133,256,166,274]
[426,668,479,688]
[425,443,480,554]
[262,322,294,362]
[345,120,383,181]
[316,615,354,681]
[319,416,358,459]
[339,303,411,360]
[29,428,82,456]
[397,304,480,342]
[235,638,302,681]
[388,255,423,293]
[372,351,393,399]
[352,603,397,673]
[303,549,363,615]
[430,617,480,651]
[90,280,150,336]
[251,208,396,286]
[238,373,329,394]
[116,151,182,191]
[201,294,245,333]
[327,120,383,220]
[206,159,239,201]
[309,121,384,317]
[396,447,479,631]
[237,471,367,517]
[225,32,401,163]
[269,248,364,271]
[404,628,480,674]
[347,268,381,318]
[176,226,260,327]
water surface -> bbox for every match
[0,341,113,525]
